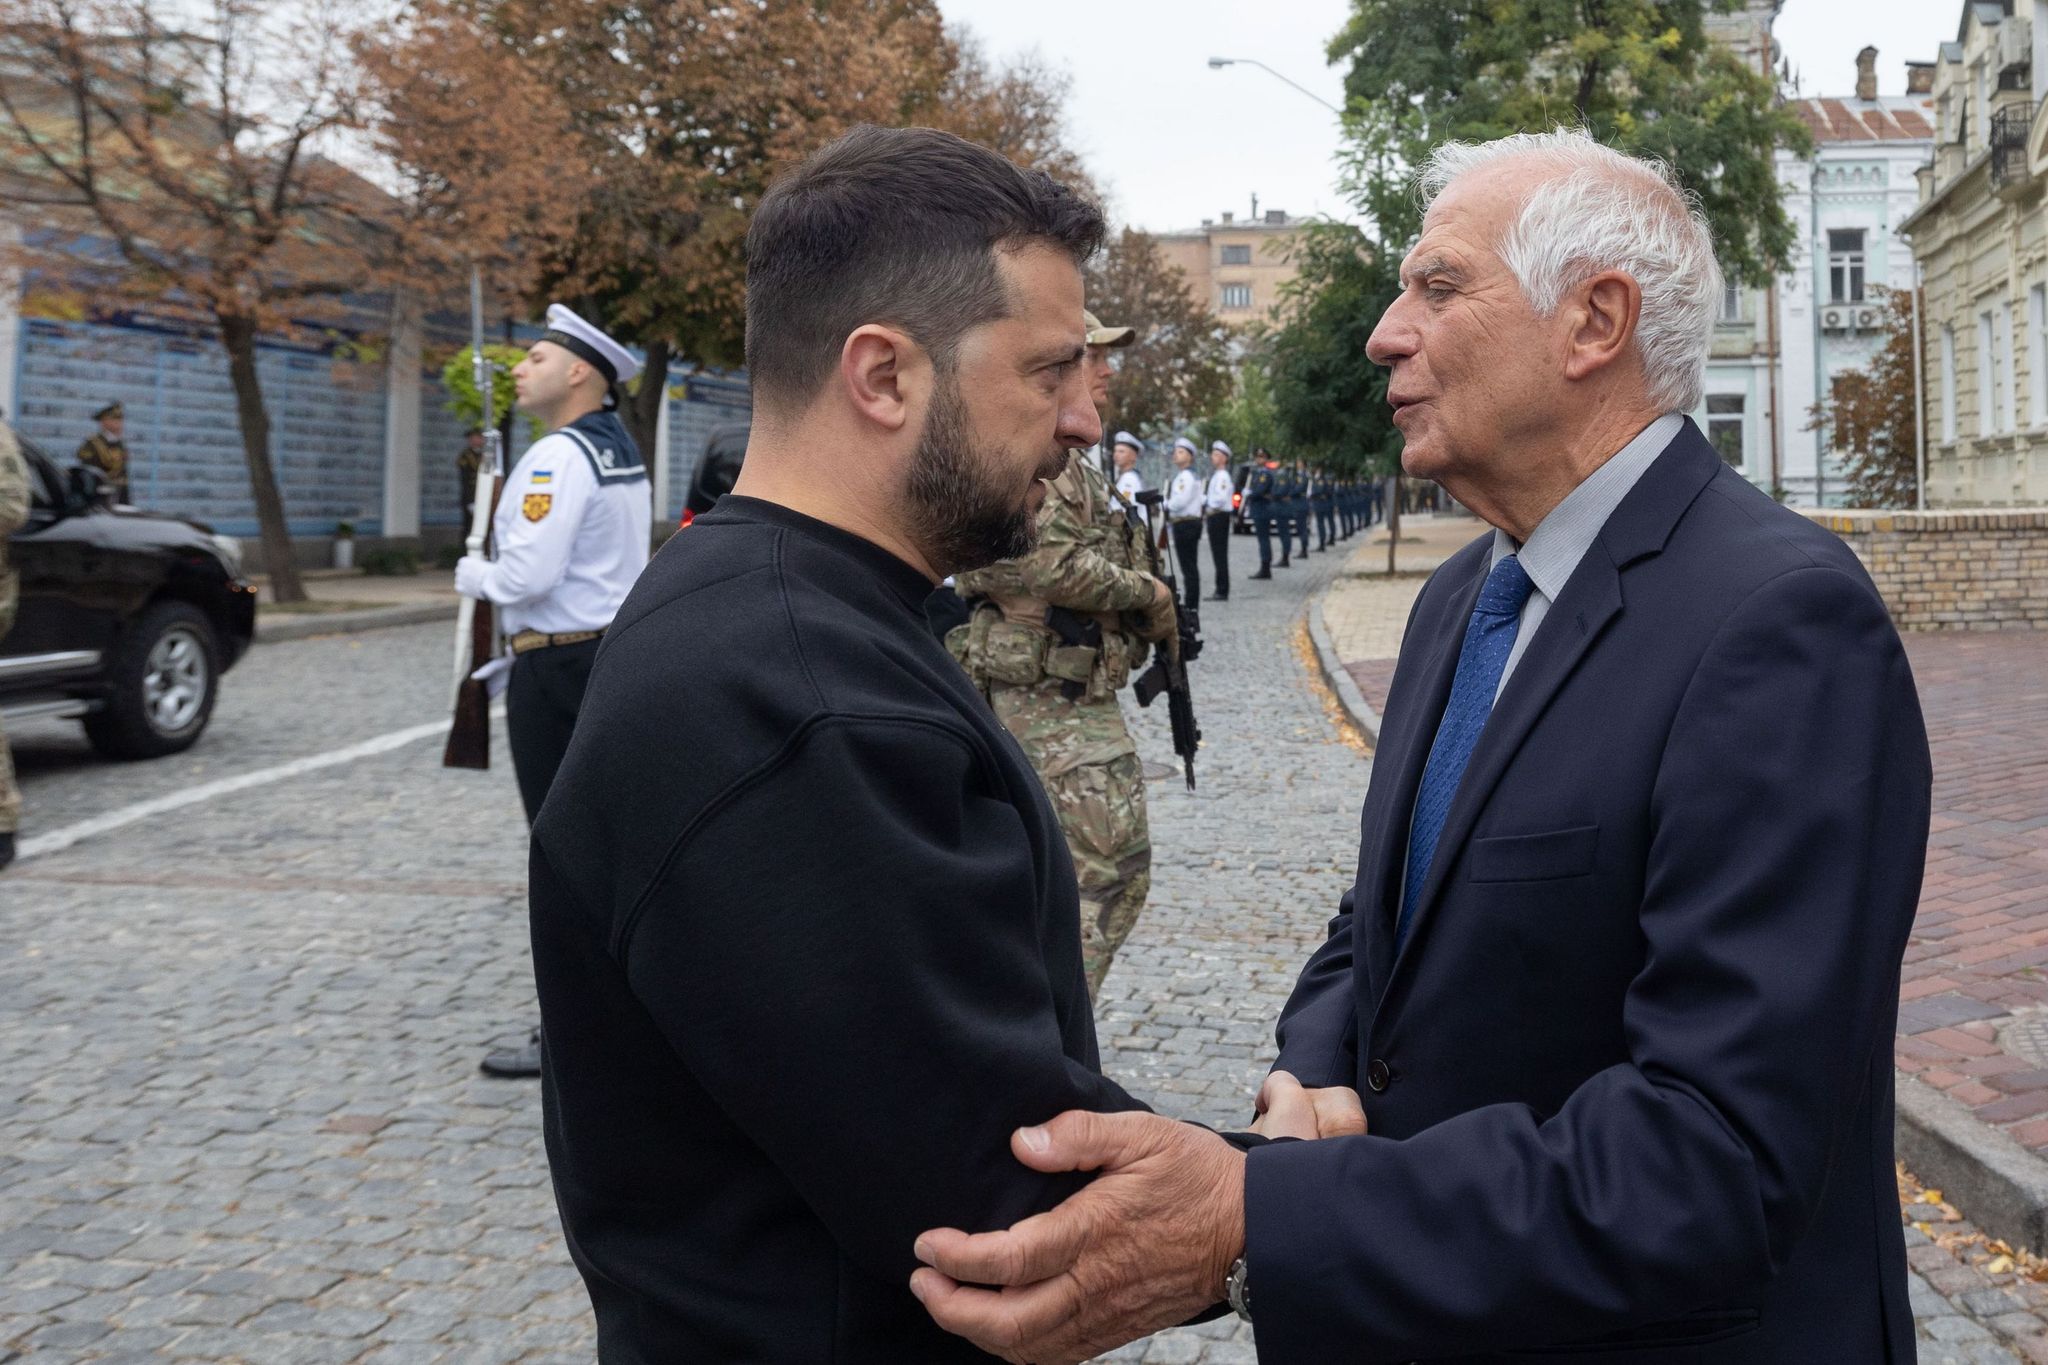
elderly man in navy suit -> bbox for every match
[911,128,1933,1363]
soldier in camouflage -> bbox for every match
[950,309,1174,997]
[0,421,28,870]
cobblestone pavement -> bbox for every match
[3,525,2042,1362]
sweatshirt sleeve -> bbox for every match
[619,714,1148,1285]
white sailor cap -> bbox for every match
[1112,430,1143,451]
[1210,439,1233,458]
[1173,437,1199,456]
[541,303,639,387]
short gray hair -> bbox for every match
[1417,129,1720,413]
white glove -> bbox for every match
[454,555,490,599]
[469,653,514,700]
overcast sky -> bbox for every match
[940,0,1966,235]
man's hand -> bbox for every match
[910,1111,1243,1365]
[454,555,489,600]
[1251,1069,1368,1140]
[1135,577,1177,643]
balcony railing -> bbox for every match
[1992,103,2033,190]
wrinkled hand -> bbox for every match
[911,1111,1244,1365]
[1135,578,1177,643]
[454,555,489,600]
[1250,1069,1368,1140]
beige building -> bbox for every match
[1155,204,1309,327]
[1899,0,2048,506]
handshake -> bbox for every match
[909,1072,1364,1365]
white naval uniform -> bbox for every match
[464,425,651,634]
[1165,468,1203,521]
[1204,468,1236,513]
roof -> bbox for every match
[1788,95,1935,143]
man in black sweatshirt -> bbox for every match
[529,126,1278,1361]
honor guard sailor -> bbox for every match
[1163,436,1205,607]
[1203,440,1235,601]
[456,303,652,1079]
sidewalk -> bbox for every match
[249,567,462,642]
[1312,515,2048,1350]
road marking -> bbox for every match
[17,713,494,863]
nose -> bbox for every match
[1060,371,1104,451]
[1366,289,1418,369]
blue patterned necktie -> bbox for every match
[1396,553,1537,950]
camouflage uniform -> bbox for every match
[952,455,1161,996]
[0,424,29,836]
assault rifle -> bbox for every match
[1130,489,1201,790]
[444,266,505,770]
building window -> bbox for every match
[1998,304,2016,431]
[1828,230,1866,304]
[1720,280,1744,323]
[1220,283,1253,310]
[2033,285,2048,427]
[1705,394,1745,467]
[1978,306,2013,436]
[1941,324,1957,443]
[1220,245,1252,266]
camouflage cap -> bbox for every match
[1083,309,1136,348]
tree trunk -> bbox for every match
[626,337,671,471]
[1387,473,1403,576]
[217,311,307,603]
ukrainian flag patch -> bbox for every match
[530,470,553,485]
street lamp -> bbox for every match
[1206,57,1343,115]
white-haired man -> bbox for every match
[911,129,1931,1363]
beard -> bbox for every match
[904,374,1070,576]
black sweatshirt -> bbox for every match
[529,496,1146,1363]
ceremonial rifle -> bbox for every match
[1130,489,1202,790]
[444,266,505,770]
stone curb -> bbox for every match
[1305,591,1384,743]
[255,600,458,644]
[1896,1072,2048,1256]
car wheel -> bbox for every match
[83,601,220,760]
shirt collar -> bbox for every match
[1490,412,1682,599]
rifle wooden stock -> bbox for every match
[443,463,504,770]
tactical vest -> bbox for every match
[950,458,1152,704]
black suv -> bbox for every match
[3,435,256,758]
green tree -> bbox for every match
[1262,220,1410,568]
[1809,286,1920,509]
[1083,229,1234,440]
[1199,348,1279,461]
[1328,0,1810,286]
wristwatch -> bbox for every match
[1226,1255,1252,1323]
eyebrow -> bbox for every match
[1030,342,1086,369]
[1400,255,1467,289]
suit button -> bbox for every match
[1367,1058,1391,1093]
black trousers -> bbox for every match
[507,637,603,825]
[1316,505,1336,546]
[1205,511,1232,598]
[1170,519,1203,605]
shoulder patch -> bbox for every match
[529,470,552,485]
[522,493,553,522]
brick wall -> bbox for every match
[1804,509,2048,631]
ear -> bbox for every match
[840,324,921,434]
[1561,270,1643,382]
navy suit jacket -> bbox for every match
[1244,422,1931,1362]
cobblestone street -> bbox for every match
[0,526,2040,1362]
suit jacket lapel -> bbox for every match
[1381,423,1726,983]
[1358,551,1486,1004]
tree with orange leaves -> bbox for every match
[365,0,1093,466]
[0,0,414,602]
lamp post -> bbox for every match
[1206,57,1343,115]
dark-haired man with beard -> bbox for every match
[524,125,1185,1361]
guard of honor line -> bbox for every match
[442,295,1382,1065]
